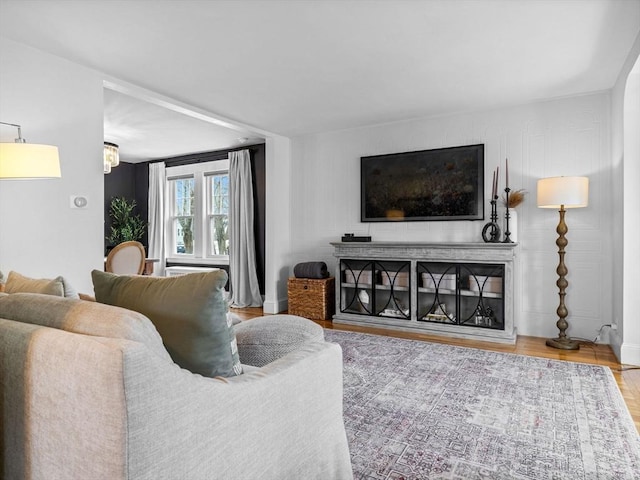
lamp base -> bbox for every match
[546,337,580,350]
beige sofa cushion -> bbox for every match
[92,269,242,378]
[0,292,172,362]
[2,270,79,299]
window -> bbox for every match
[208,174,229,255]
[173,177,195,254]
[166,160,229,263]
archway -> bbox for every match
[622,53,640,364]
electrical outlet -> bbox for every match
[611,324,618,331]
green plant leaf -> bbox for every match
[106,196,147,245]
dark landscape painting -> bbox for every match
[361,144,484,222]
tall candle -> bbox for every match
[495,166,499,198]
[505,158,509,190]
[491,170,496,197]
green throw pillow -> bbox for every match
[91,269,242,378]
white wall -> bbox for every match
[0,38,104,294]
[290,93,613,341]
[264,135,293,313]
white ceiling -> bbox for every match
[1,0,639,161]
[103,88,263,162]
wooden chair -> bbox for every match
[105,241,146,275]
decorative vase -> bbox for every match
[504,209,518,242]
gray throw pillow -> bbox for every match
[92,269,242,378]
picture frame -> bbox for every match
[361,144,484,222]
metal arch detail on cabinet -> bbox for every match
[374,261,411,319]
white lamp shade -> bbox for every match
[0,142,61,179]
[537,176,589,209]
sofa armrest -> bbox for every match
[1,319,129,479]
[124,339,352,480]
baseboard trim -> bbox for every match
[620,339,640,366]
[609,329,622,363]
[263,297,288,314]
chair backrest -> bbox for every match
[106,241,146,275]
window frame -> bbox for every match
[165,160,230,265]
[206,173,230,257]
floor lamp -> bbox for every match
[0,122,60,179]
[537,176,589,350]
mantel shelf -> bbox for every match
[331,241,518,263]
[331,241,518,248]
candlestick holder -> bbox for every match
[503,187,513,243]
[481,196,502,243]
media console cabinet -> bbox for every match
[331,242,518,344]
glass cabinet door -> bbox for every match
[458,263,504,330]
[374,261,410,319]
[416,262,505,330]
[340,259,375,315]
[339,259,411,319]
[417,262,457,324]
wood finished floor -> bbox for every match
[232,306,640,433]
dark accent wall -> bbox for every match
[104,144,266,294]
[104,162,140,253]
[134,162,150,248]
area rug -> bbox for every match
[324,330,640,480]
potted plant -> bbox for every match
[106,197,147,250]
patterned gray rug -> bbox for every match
[324,330,640,480]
